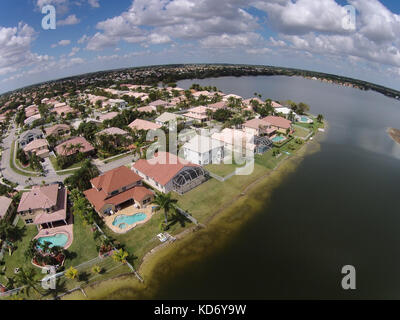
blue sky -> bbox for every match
[1,0,400,93]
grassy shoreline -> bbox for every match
[62,128,325,300]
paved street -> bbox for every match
[0,122,138,188]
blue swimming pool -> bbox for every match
[37,233,68,248]
[299,116,310,123]
[112,213,147,229]
[272,136,286,143]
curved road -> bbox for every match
[0,123,136,189]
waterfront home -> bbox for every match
[23,139,50,159]
[17,184,69,228]
[45,124,71,137]
[132,151,207,194]
[155,112,181,127]
[19,129,44,147]
[182,134,224,165]
[262,116,292,133]
[0,196,14,221]
[242,118,276,137]
[271,101,284,109]
[55,136,95,157]
[128,119,162,132]
[84,166,154,216]
[183,106,209,123]
[274,106,294,116]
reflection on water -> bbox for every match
[127,76,400,299]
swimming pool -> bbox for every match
[37,233,68,248]
[272,136,286,143]
[112,213,147,229]
[299,116,311,123]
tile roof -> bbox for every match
[261,116,292,129]
[45,124,71,136]
[132,152,198,186]
[23,139,49,152]
[97,127,128,136]
[33,187,67,225]
[55,136,94,156]
[90,166,142,194]
[17,184,59,212]
[128,119,162,131]
[0,196,12,219]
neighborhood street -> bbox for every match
[0,123,137,188]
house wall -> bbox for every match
[183,146,224,165]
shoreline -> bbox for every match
[62,128,326,300]
[387,127,400,145]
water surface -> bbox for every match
[152,76,400,299]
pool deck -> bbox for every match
[104,204,155,234]
[34,224,74,250]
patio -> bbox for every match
[103,204,156,234]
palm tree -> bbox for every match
[153,192,178,224]
[15,267,42,297]
[65,267,78,280]
[112,248,129,264]
[317,114,324,123]
[91,265,102,275]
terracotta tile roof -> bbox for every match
[0,196,12,219]
[132,152,198,186]
[45,124,71,136]
[23,139,49,152]
[271,101,284,108]
[137,105,157,113]
[98,112,118,122]
[84,185,153,212]
[128,119,162,131]
[55,136,94,156]
[261,116,292,129]
[33,187,67,225]
[97,127,128,136]
[90,166,142,194]
[17,185,59,212]
[243,118,271,130]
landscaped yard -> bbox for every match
[9,141,39,177]
[49,156,85,172]
[293,125,311,138]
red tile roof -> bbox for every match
[55,137,94,156]
[132,152,198,186]
[90,166,142,194]
[261,116,292,129]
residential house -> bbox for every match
[19,129,44,147]
[132,151,207,194]
[0,196,14,221]
[137,105,157,113]
[182,134,224,165]
[17,184,69,228]
[128,119,162,131]
[84,166,154,216]
[55,136,95,157]
[25,105,39,118]
[242,118,276,137]
[155,112,181,127]
[23,139,50,158]
[262,116,292,133]
[24,114,41,126]
[183,106,209,123]
[45,124,71,137]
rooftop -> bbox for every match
[90,166,142,194]
[128,119,162,131]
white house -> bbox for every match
[182,135,224,166]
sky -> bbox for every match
[2,0,400,94]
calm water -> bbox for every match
[151,76,400,299]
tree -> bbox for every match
[91,265,102,275]
[15,267,42,297]
[64,159,100,191]
[153,192,178,224]
[317,114,324,123]
[65,267,78,280]
[112,248,129,264]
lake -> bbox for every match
[151,75,400,299]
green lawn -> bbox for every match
[293,125,311,138]
[102,209,188,269]
[49,156,85,172]
[9,141,39,177]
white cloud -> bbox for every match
[57,14,80,26]
[200,32,263,48]
[88,0,100,8]
[68,47,80,57]
[52,39,71,48]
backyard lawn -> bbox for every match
[49,156,85,172]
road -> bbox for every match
[0,123,137,188]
